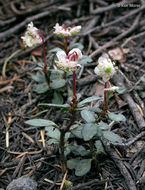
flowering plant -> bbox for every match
[24,22,126,178]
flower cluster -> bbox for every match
[94,56,118,82]
[53,23,81,37]
[21,22,42,48]
[55,48,82,72]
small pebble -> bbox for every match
[6,175,37,190]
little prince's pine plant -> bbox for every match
[25,22,126,176]
[94,56,118,113]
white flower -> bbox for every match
[94,56,117,82]
[104,86,119,92]
[53,23,81,37]
[70,26,81,36]
[21,22,42,48]
[55,48,82,72]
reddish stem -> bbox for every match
[73,71,76,99]
[103,81,109,113]
[104,82,107,105]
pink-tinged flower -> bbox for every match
[55,48,82,72]
[53,23,81,37]
[21,22,42,48]
[94,56,118,82]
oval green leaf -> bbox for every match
[78,96,101,107]
[67,158,80,169]
[82,123,97,141]
[108,113,126,122]
[103,131,122,143]
[45,126,60,140]
[50,79,66,89]
[75,159,91,176]
[81,110,96,123]
[25,119,57,127]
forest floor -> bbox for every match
[0,0,145,190]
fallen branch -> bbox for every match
[90,13,141,58]
[102,139,137,190]
[113,71,145,130]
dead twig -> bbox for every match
[112,131,145,147]
[83,5,145,36]
[102,139,137,190]
[0,1,78,39]
[113,71,145,130]
[90,13,141,58]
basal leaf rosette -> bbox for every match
[21,22,42,48]
[53,23,81,37]
[55,48,82,72]
[94,56,118,82]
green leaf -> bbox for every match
[70,43,84,50]
[65,132,71,140]
[116,87,126,94]
[78,96,101,107]
[103,131,122,143]
[25,119,57,127]
[75,159,91,176]
[45,126,60,140]
[39,103,69,109]
[89,107,101,113]
[52,92,63,104]
[95,140,105,154]
[108,113,126,122]
[47,138,58,145]
[140,75,145,82]
[81,110,96,123]
[49,47,62,53]
[70,145,88,156]
[33,83,49,94]
[50,70,64,80]
[78,55,92,66]
[70,124,83,139]
[50,79,66,89]
[67,158,80,169]
[82,123,97,141]
[31,74,46,83]
[140,91,145,98]
[32,110,48,117]
[97,121,110,130]
[64,146,72,156]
